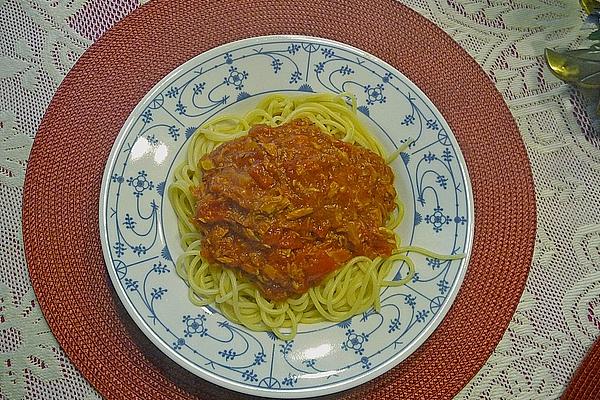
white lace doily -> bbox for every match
[1,0,598,398]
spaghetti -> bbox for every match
[168,93,461,340]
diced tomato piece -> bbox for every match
[249,163,275,189]
[303,251,338,282]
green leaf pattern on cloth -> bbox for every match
[0,112,32,188]
[0,283,62,399]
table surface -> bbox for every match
[1,0,599,399]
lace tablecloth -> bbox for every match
[1,0,599,398]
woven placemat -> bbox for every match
[562,338,600,400]
[22,0,536,399]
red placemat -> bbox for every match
[562,338,600,400]
[22,0,536,399]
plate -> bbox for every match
[99,35,474,398]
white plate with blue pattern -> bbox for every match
[99,35,474,398]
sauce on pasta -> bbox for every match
[194,119,397,300]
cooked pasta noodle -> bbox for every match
[168,92,462,340]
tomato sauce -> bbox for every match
[195,119,397,300]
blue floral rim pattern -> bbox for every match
[99,35,474,398]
